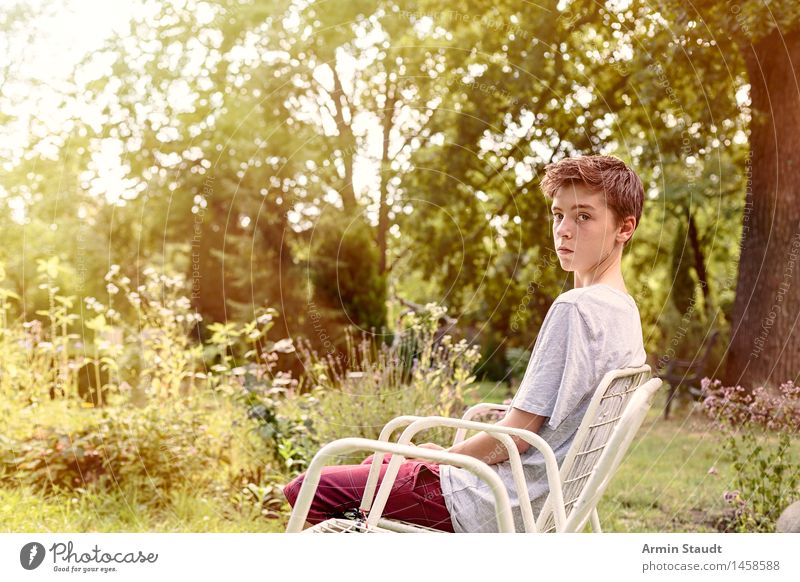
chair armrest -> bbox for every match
[366,416,567,532]
[361,415,525,524]
[376,404,510,446]
[285,437,515,533]
[359,406,512,524]
[455,402,510,443]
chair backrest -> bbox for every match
[535,365,656,532]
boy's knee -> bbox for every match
[283,473,305,506]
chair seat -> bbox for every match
[304,517,394,533]
[374,517,450,532]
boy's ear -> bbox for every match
[617,215,637,243]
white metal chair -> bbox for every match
[286,365,661,533]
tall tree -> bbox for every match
[725,10,800,387]
[651,0,800,387]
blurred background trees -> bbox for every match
[1,0,797,388]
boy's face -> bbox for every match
[550,182,625,274]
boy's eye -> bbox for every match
[552,212,590,221]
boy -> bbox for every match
[284,154,647,532]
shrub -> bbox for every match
[0,257,82,405]
[233,364,320,475]
[0,397,237,502]
[702,377,800,532]
[295,305,482,463]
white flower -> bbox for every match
[104,264,121,281]
[106,283,119,295]
[85,296,105,313]
[272,338,295,353]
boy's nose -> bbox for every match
[555,220,573,239]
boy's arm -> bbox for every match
[443,407,547,465]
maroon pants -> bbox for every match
[283,453,455,532]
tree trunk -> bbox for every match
[330,66,358,211]
[725,29,800,388]
[687,211,711,317]
[377,84,397,274]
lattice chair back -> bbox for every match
[535,365,655,532]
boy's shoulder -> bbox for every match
[553,284,637,312]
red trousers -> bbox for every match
[283,453,455,532]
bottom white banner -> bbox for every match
[1,533,798,581]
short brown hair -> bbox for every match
[540,155,644,247]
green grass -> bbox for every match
[0,484,285,532]
[600,398,799,532]
[598,406,735,532]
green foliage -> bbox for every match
[0,257,83,405]
[505,346,532,387]
[3,0,778,391]
[0,398,234,500]
[0,256,303,520]
[310,213,388,335]
[702,378,800,532]
[0,482,285,532]
[295,305,481,463]
[233,368,319,475]
[722,431,799,533]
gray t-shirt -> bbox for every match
[439,283,647,533]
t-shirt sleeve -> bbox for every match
[510,301,597,429]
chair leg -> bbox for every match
[590,508,602,533]
[663,385,677,420]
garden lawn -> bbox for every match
[0,484,284,532]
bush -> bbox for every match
[233,364,320,475]
[0,398,237,502]
[294,305,482,464]
[702,377,800,532]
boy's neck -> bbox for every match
[573,250,627,292]
[574,276,628,294]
